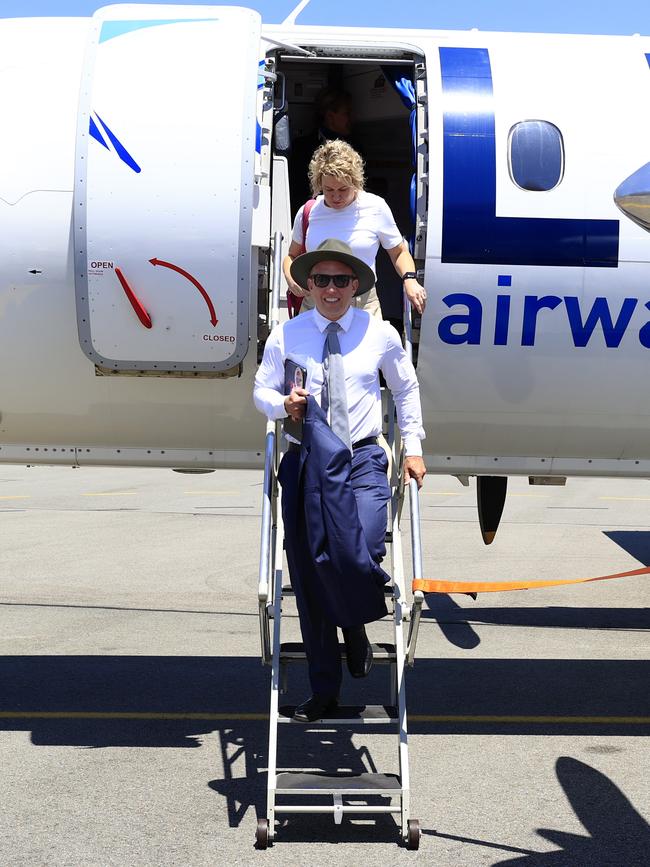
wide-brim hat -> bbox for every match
[290,238,375,297]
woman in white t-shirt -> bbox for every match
[283,139,427,318]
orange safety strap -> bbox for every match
[413,564,650,595]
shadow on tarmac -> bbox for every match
[423,528,650,649]
[423,594,650,650]
[427,757,650,866]
[604,530,650,566]
[0,654,648,745]
[208,723,402,844]
[0,656,648,851]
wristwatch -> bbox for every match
[401,272,418,282]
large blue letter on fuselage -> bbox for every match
[440,47,619,268]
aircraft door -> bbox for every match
[75,6,262,373]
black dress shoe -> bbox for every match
[292,694,339,723]
[342,625,373,678]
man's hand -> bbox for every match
[404,455,426,489]
[284,387,309,421]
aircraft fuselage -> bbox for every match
[1,7,649,478]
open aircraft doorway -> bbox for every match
[263,42,428,343]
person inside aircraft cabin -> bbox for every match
[283,139,427,320]
[289,86,358,216]
[254,238,426,723]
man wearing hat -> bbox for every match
[254,239,426,722]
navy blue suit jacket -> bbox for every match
[296,396,388,628]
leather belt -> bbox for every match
[352,436,379,450]
[287,436,378,454]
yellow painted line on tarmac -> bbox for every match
[0,711,266,721]
[82,492,138,497]
[0,711,647,725]
[510,493,550,498]
[409,715,650,724]
[0,495,30,500]
[600,496,650,502]
[182,491,239,496]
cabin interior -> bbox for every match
[268,47,426,331]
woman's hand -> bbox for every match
[287,279,306,298]
[386,242,427,315]
[283,242,308,298]
[404,279,427,315]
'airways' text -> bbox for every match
[438,292,650,348]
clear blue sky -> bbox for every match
[2,1,648,35]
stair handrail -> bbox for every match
[258,230,284,664]
[406,477,424,665]
[269,229,283,331]
[403,290,425,666]
[258,422,275,665]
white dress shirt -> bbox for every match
[254,307,425,456]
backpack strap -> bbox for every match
[300,198,316,252]
[288,198,316,318]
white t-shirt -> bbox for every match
[291,191,404,277]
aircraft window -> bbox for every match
[508,120,564,191]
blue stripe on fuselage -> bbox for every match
[93,113,141,174]
[89,115,109,150]
[99,19,218,43]
[440,47,619,268]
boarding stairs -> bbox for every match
[255,235,425,849]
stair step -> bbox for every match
[278,704,398,724]
[281,585,394,597]
[276,771,401,794]
[280,641,396,661]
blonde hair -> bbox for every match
[308,139,365,196]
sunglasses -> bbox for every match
[309,273,355,289]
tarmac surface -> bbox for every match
[0,464,648,866]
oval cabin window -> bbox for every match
[508,120,564,191]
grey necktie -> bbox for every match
[321,322,352,452]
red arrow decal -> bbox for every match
[115,267,152,328]
[149,258,218,326]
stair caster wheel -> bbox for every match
[255,817,271,849]
[406,818,420,850]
